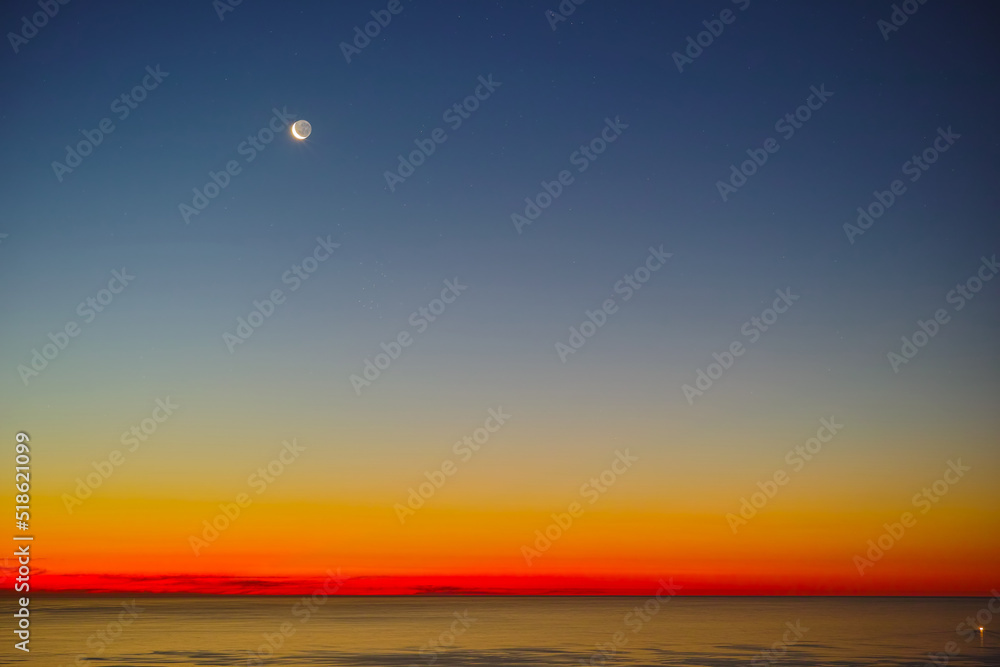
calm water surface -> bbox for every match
[5,596,999,665]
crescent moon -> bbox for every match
[291,120,311,140]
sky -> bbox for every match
[1,0,998,595]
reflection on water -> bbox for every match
[4,596,999,666]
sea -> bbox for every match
[4,596,999,665]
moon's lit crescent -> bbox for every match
[291,120,311,140]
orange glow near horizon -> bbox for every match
[14,491,999,596]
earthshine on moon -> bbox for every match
[291,120,311,140]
